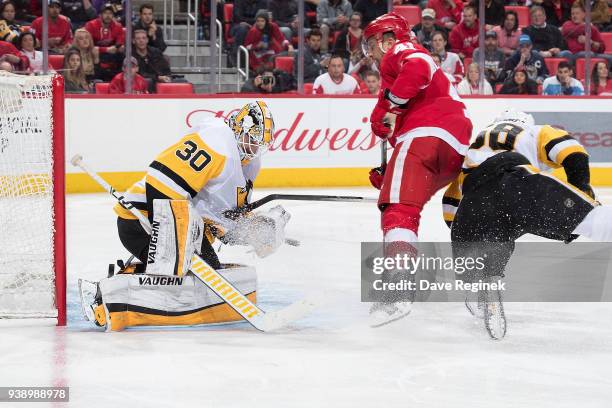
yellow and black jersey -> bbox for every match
[114,117,260,236]
[443,122,588,226]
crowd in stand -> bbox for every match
[0,0,183,93]
[1,0,610,95]
[235,0,612,96]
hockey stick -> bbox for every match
[381,140,388,168]
[238,193,378,214]
[70,154,316,332]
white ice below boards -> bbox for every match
[1,187,611,407]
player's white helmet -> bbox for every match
[494,109,535,128]
[227,101,275,162]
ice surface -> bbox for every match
[1,187,611,408]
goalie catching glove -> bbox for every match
[223,205,291,258]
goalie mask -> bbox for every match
[227,101,275,162]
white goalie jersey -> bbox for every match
[114,117,261,239]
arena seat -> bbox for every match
[575,57,607,80]
[392,5,420,27]
[224,3,234,45]
[601,32,612,54]
[156,82,195,94]
[544,58,565,75]
[304,83,314,94]
[463,57,472,68]
[275,56,294,74]
[95,82,110,94]
[505,6,529,28]
[48,55,64,70]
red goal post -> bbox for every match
[0,72,65,325]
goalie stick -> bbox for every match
[70,154,316,332]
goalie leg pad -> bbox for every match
[91,265,257,331]
[146,199,204,276]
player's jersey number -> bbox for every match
[471,123,524,151]
[175,141,212,172]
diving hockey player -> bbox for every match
[114,100,289,274]
[444,109,611,339]
[363,12,473,325]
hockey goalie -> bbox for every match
[81,101,291,331]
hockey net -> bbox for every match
[0,72,65,324]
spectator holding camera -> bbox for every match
[542,61,584,95]
[241,67,293,93]
[472,30,505,85]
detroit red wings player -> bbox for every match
[364,13,473,325]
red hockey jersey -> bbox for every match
[84,18,125,53]
[379,40,472,152]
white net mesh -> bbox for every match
[0,72,56,318]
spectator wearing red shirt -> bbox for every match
[561,2,611,65]
[590,61,612,96]
[449,5,479,59]
[31,0,73,54]
[85,3,125,80]
[427,0,463,31]
[0,39,29,71]
[243,10,293,72]
[109,57,149,94]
